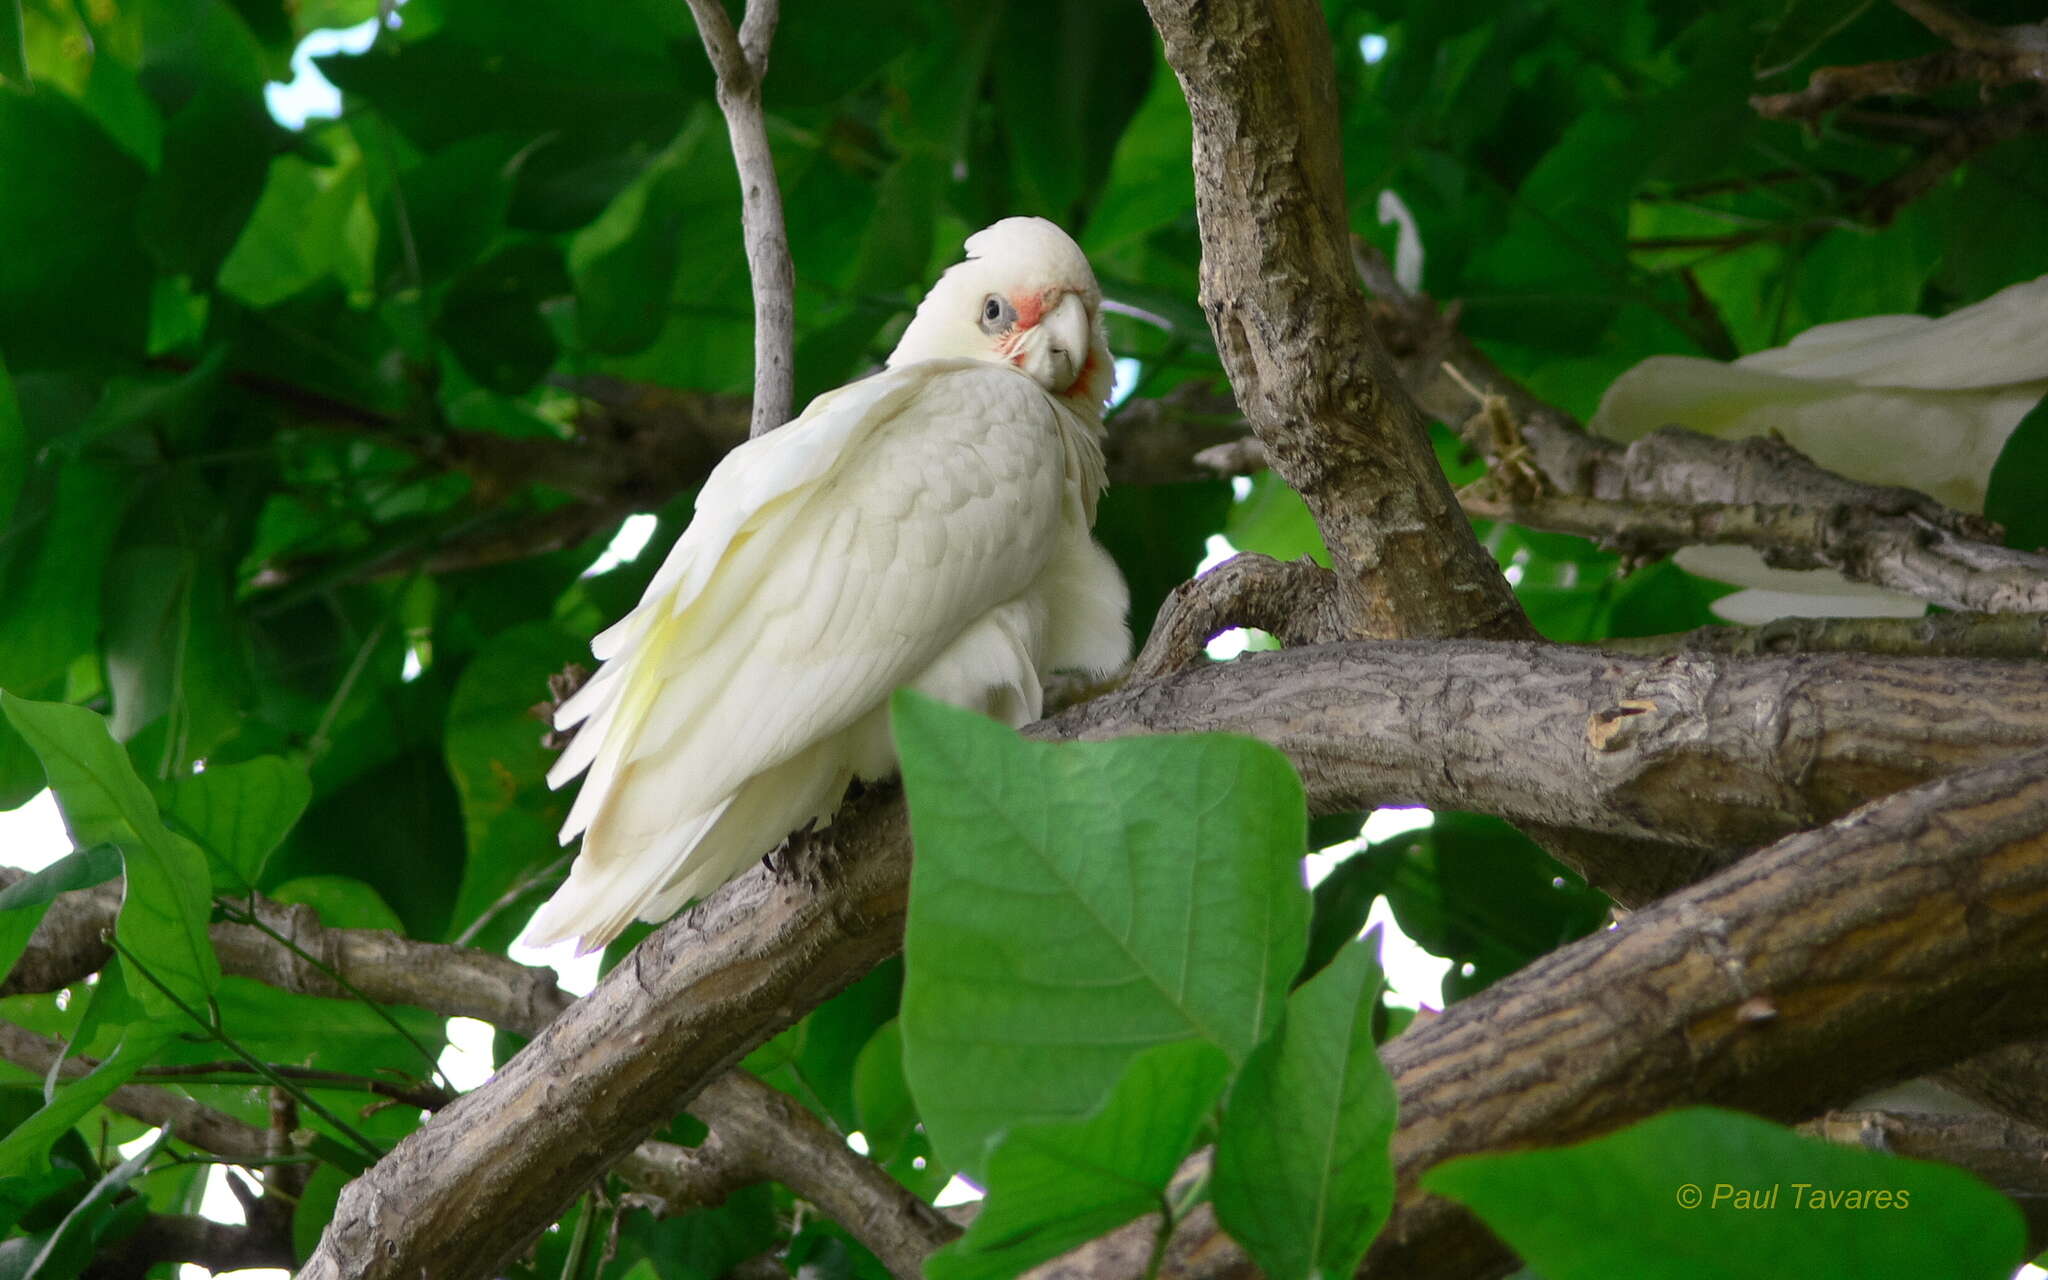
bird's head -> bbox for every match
[888,217,1115,411]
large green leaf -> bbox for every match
[0,351,21,532]
[0,0,26,86]
[1213,935,1398,1280]
[894,692,1310,1178]
[161,755,311,891]
[928,1040,1231,1280]
[0,460,133,694]
[1426,1107,2028,1280]
[0,695,219,1022]
[0,91,153,367]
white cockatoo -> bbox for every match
[1590,271,2048,623]
[522,217,1131,953]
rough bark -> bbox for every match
[1142,0,1531,642]
[1463,435,2048,614]
[1601,610,2048,662]
[1031,744,2048,1280]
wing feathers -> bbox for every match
[524,359,1115,952]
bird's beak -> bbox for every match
[1027,291,1092,394]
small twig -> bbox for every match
[683,0,795,437]
[137,1061,455,1112]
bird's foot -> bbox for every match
[764,818,837,890]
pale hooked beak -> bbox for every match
[1024,291,1092,394]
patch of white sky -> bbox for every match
[263,18,381,130]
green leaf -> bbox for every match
[1366,812,1608,1002]
[1299,846,1391,986]
[1753,0,1873,78]
[1214,934,1398,1280]
[0,350,21,533]
[1425,1107,2028,1280]
[0,90,153,366]
[852,1020,915,1164]
[1225,473,1329,568]
[0,845,121,990]
[1093,479,1234,642]
[268,875,405,934]
[894,692,1310,1178]
[0,695,219,1023]
[137,86,276,285]
[161,755,311,891]
[0,0,26,87]
[0,459,133,694]
[19,1123,166,1279]
[1986,394,2048,553]
[438,240,569,394]
[928,1040,1232,1280]
[568,124,703,355]
[0,1019,176,1179]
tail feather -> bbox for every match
[518,801,731,954]
[521,739,854,954]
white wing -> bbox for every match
[524,359,1079,948]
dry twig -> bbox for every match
[682,0,795,436]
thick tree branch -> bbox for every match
[292,633,2048,1278]
[1602,610,2048,661]
[1463,471,2048,614]
[1033,744,2048,1280]
[1141,0,1532,642]
[1352,244,2048,613]
[682,0,794,437]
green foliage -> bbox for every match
[1426,1107,2029,1279]
[0,695,219,1021]
[1213,934,1398,1280]
[894,692,1309,1178]
[1986,394,2048,552]
[929,1041,1231,1280]
[0,0,2040,1269]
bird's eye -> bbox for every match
[979,294,1017,335]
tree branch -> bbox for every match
[1600,610,2048,661]
[1462,470,2048,614]
[289,632,2048,1278]
[1032,743,2048,1280]
[0,1022,276,1164]
[1352,243,2048,613]
[682,0,794,437]
[80,1212,296,1277]
[634,1074,961,1278]
[1141,0,1532,642]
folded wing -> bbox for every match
[524,360,1076,949]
